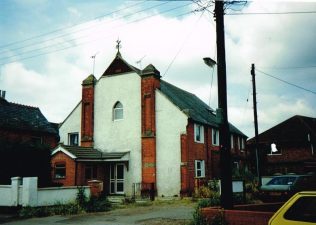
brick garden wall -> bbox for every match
[202,208,273,225]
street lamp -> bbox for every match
[203,57,217,68]
[203,55,233,209]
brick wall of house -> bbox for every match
[0,129,58,148]
[266,145,316,174]
[180,133,189,195]
[51,152,76,186]
[180,122,209,195]
[267,146,315,163]
[141,74,160,188]
[180,122,234,195]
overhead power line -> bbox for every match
[0,1,170,56]
[0,3,195,66]
[256,69,316,95]
[162,9,205,77]
[227,11,316,15]
[257,65,316,70]
[0,0,148,50]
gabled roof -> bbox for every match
[86,51,246,137]
[52,144,130,161]
[102,52,140,76]
[247,115,316,144]
[0,98,57,134]
[159,80,247,137]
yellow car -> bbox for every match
[269,191,316,225]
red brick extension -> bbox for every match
[51,151,106,187]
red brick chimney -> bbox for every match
[140,64,160,191]
[81,74,96,147]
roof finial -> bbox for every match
[116,38,121,55]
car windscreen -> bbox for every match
[284,196,316,223]
[267,176,297,185]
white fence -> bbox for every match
[0,177,90,207]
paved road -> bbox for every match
[1,204,195,225]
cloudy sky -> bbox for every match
[0,0,315,138]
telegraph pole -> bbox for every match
[251,64,261,186]
[214,0,233,209]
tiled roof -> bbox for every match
[0,98,57,134]
[102,52,140,76]
[100,53,246,137]
[247,115,316,144]
[159,80,247,137]
[59,144,129,160]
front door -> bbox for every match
[110,164,124,194]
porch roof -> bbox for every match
[52,144,130,161]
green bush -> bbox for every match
[191,195,221,225]
[85,195,111,212]
[76,186,88,208]
[19,188,112,218]
[19,203,82,218]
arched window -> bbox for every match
[113,102,123,120]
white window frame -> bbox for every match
[194,123,204,143]
[113,102,123,121]
[233,161,239,170]
[240,138,245,152]
[231,135,234,149]
[54,163,66,179]
[212,128,219,146]
[68,132,79,146]
[195,160,205,178]
[268,143,282,155]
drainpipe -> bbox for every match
[75,159,78,186]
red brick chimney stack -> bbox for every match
[141,64,161,191]
[81,74,96,147]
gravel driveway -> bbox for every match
[1,202,195,225]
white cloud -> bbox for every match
[1,1,315,139]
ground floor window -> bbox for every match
[195,160,205,178]
[55,163,66,179]
[85,165,98,180]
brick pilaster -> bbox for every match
[81,74,96,147]
[141,65,160,189]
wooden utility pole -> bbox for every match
[214,0,233,209]
[251,64,261,186]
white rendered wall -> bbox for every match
[59,102,81,145]
[37,186,90,206]
[156,90,188,197]
[0,186,11,206]
[94,72,142,196]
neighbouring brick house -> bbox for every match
[247,115,316,175]
[52,47,247,197]
[0,92,59,147]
